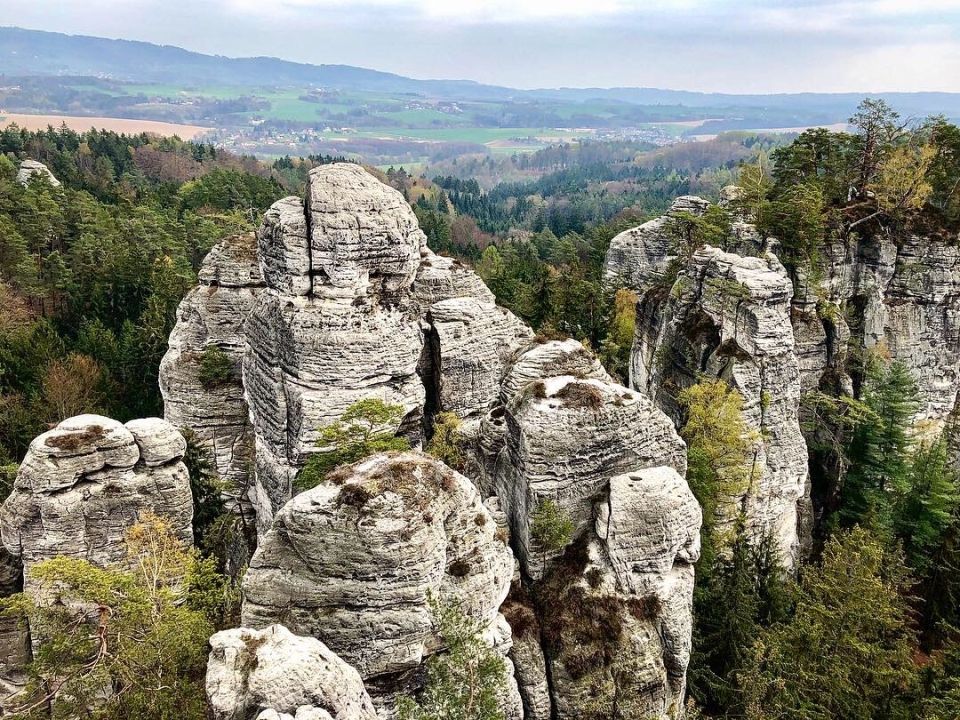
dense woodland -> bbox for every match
[3,101,960,718]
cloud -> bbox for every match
[224,0,708,23]
[3,0,960,92]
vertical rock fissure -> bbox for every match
[302,193,314,296]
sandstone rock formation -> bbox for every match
[813,232,960,430]
[0,414,193,588]
[0,415,194,710]
[632,245,809,565]
[160,233,264,510]
[234,164,531,531]
[455,337,699,720]
[240,451,520,715]
[16,159,60,188]
[604,193,811,566]
[164,165,703,720]
[602,195,709,290]
[206,624,378,720]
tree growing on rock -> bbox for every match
[841,359,920,536]
[426,411,465,472]
[397,597,507,720]
[295,398,410,490]
[679,378,758,566]
[530,498,575,553]
[1,513,228,720]
[196,345,233,388]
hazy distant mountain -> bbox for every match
[3,26,960,119]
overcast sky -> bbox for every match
[3,0,960,92]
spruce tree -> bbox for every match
[842,359,920,534]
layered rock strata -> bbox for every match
[632,246,809,565]
[605,196,810,566]
[0,414,194,710]
[602,196,710,289]
[206,624,378,720]
[458,337,699,719]
[160,233,264,525]
[240,452,521,716]
[166,165,702,720]
[1,414,193,587]
[236,164,531,532]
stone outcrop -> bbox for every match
[240,451,520,715]
[0,415,194,711]
[164,165,703,720]
[16,159,60,188]
[455,337,699,720]
[631,244,809,565]
[1,414,193,588]
[604,192,811,566]
[206,624,378,720]
[232,164,531,531]
[602,196,709,290]
[160,233,264,526]
[810,232,960,430]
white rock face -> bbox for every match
[456,338,699,720]
[497,375,688,581]
[206,624,378,720]
[633,245,809,566]
[411,250,494,311]
[0,414,193,587]
[0,415,193,707]
[427,297,533,419]
[164,167,704,720]
[815,232,960,429]
[241,452,518,712]
[160,232,264,520]
[236,164,530,532]
[602,196,709,290]
[307,164,425,293]
[16,159,60,188]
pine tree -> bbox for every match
[893,436,960,574]
[740,527,917,720]
[842,359,920,534]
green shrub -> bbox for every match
[295,398,409,491]
[426,412,465,471]
[397,597,507,720]
[531,499,575,552]
[197,346,233,388]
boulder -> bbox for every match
[206,624,377,720]
[241,452,518,711]
[16,159,60,188]
[0,414,193,588]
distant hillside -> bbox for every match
[0,26,513,99]
[4,26,960,120]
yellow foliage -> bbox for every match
[872,143,936,215]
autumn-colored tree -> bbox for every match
[39,352,104,423]
[679,379,759,564]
